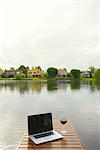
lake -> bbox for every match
[0,80,100,150]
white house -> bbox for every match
[58,68,67,79]
[81,71,91,78]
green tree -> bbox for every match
[47,67,58,78]
[18,65,29,77]
[89,66,95,77]
[15,74,23,79]
[43,72,48,78]
[67,72,72,78]
[71,69,80,79]
[94,69,100,80]
[18,65,26,73]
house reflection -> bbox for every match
[57,80,67,90]
[31,82,44,93]
[0,80,100,94]
[0,81,44,94]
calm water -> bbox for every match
[0,80,100,150]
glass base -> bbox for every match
[61,130,66,134]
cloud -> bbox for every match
[0,0,99,70]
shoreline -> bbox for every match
[0,77,94,81]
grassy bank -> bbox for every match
[0,78,12,80]
[81,78,94,81]
[0,77,95,81]
[0,77,47,81]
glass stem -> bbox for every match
[63,125,65,132]
[63,125,66,134]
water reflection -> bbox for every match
[90,80,100,91]
[0,80,100,94]
[0,81,45,94]
[0,80,100,150]
[70,80,80,90]
[80,80,100,92]
[47,81,58,91]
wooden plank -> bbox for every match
[18,120,83,150]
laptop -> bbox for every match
[28,113,63,144]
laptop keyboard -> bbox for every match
[34,131,54,139]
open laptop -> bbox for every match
[28,113,63,144]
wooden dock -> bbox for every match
[18,120,83,150]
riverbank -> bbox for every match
[0,77,94,81]
[81,78,94,81]
[0,78,46,81]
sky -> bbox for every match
[0,0,99,71]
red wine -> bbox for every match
[60,120,67,124]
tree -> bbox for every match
[18,65,26,73]
[35,66,41,70]
[15,74,23,79]
[10,67,15,70]
[15,73,25,79]
[67,72,72,78]
[18,65,29,77]
[47,67,58,78]
[71,69,80,79]
[89,66,95,77]
[43,72,48,78]
[94,69,100,80]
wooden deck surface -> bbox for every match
[18,120,83,150]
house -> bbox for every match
[58,68,67,79]
[27,66,44,78]
[81,71,91,78]
[3,68,16,78]
[16,69,23,75]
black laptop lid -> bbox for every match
[28,113,53,135]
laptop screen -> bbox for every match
[28,113,53,135]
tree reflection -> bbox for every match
[0,80,44,94]
[71,80,80,90]
[90,80,100,91]
[0,79,100,94]
[47,81,58,91]
[81,79,100,92]
[17,81,30,94]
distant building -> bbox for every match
[15,69,23,75]
[27,66,44,78]
[3,69,16,78]
[81,71,90,78]
[58,68,67,79]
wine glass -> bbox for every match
[60,116,67,134]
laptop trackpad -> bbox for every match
[34,131,54,139]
